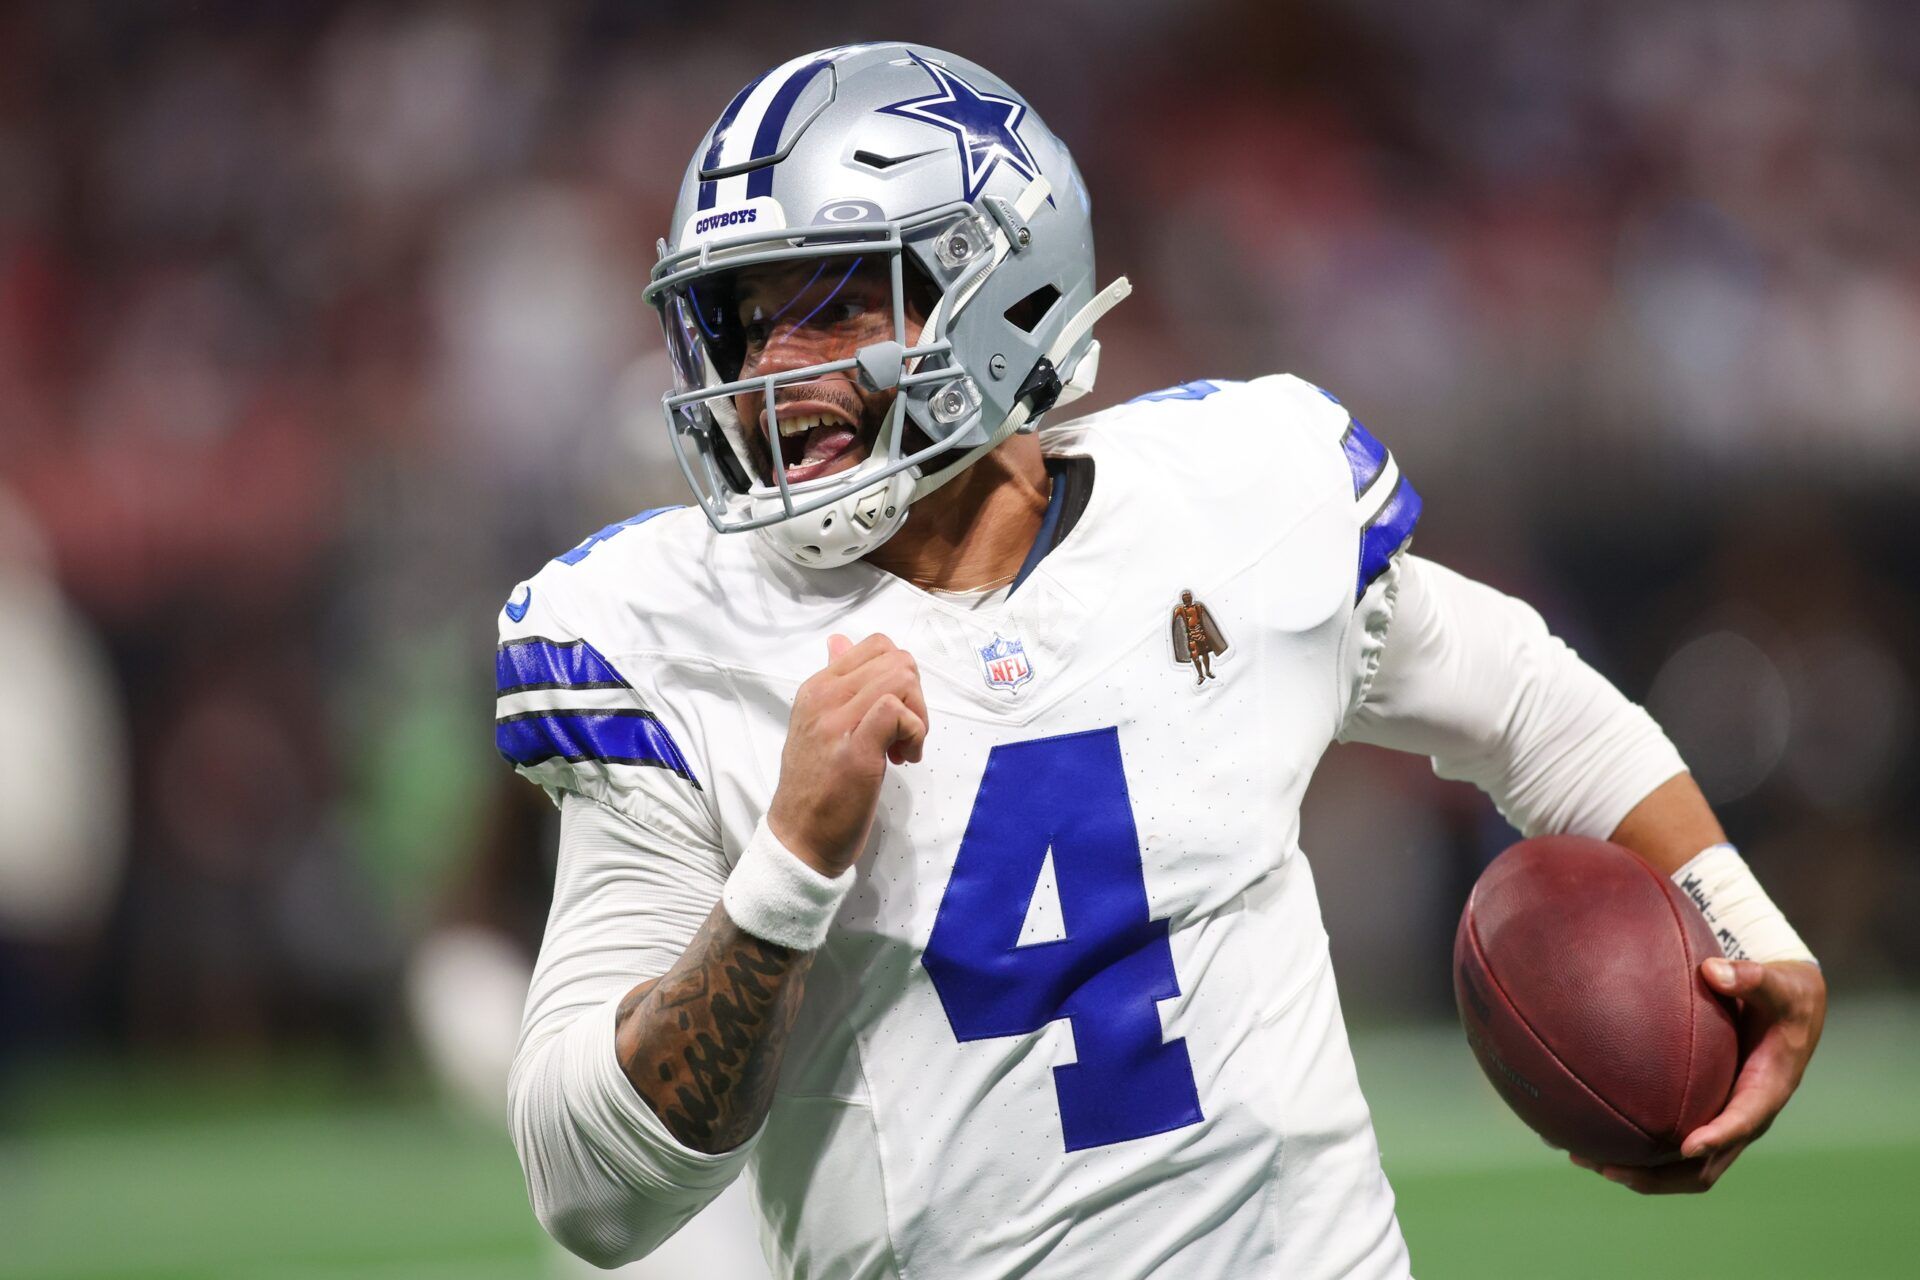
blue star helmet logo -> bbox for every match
[878,54,1042,204]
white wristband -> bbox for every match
[1671,844,1817,966]
[722,817,854,952]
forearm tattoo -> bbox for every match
[615,905,812,1153]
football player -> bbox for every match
[498,44,1826,1277]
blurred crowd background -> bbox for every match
[3,0,1918,1110]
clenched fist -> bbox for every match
[766,633,929,878]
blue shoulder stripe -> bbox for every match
[496,710,699,787]
[496,638,627,695]
[556,506,678,566]
[1128,379,1226,404]
[1358,475,1422,601]
[1340,420,1389,500]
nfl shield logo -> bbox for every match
[978,634,1034,692]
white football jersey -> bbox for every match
[499,373,1420,1278]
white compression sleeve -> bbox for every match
[508,792,755,1269]
[1341,555,1687,839]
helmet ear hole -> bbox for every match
[1004,284,1062,334]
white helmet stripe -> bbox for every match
[705,45,875,209]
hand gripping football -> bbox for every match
[1454,836,1739,1166]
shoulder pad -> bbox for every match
[1286,378,1422,601]
[1258,376,1423,601]
[493,508,715,836]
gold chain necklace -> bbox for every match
[910,566,1019,595]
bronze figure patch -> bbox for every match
[1170,590,1228,684]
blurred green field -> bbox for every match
[4,999,1917,1280]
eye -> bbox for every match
[739,304,769,349]
[831,299,869,323]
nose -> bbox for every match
[733,322,854,466]
[757,299,880,377]
[749,321,822,376]
[736,305,865,437]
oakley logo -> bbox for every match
[815,199,884,225]
[694,207,758,235]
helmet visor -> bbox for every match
[661,253,902,393]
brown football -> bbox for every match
[1454,835,1739,1166]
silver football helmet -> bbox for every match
[643,43,1129,568]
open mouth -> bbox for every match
[767,402,866,485]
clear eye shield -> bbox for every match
[645,202,1008,533]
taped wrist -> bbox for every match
[1671,844,1817,966]
[722,818,853,951]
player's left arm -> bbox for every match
[1340,553,1826,1194]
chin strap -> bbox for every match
[1049,275,1131,409]
[1053,277,1133,367]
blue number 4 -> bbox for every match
[924,727,1204,1151]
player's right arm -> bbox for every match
[607,631,927,1153]
[507,625,925,1268]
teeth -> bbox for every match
[775,412,833,437]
